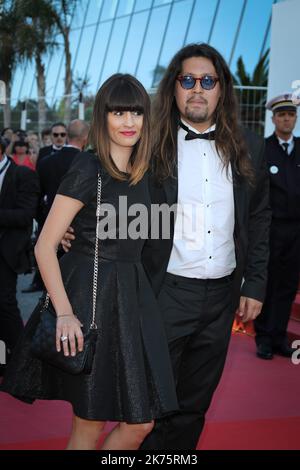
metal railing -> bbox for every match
[234,85,268,136]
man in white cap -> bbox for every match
[254,93,300,359]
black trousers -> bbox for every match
[0,254,24,356]
[141,272,235,450]
[254,219,300,347]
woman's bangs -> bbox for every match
[105,81,145,114]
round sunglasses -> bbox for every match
[177,75,219,90]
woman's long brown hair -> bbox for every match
[151,43,254,184]
[90,73,151,185]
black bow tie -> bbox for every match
[180,121,215,141]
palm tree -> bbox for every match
[0,1,24,127]
[15,0,58,133]
[51,0,79,124]
[235,49,269,87]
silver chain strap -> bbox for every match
[91,173,102,329]
[43,172,102,331]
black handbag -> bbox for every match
[31,173,102,375]
[31,301,98,374]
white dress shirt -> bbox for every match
[0,155,10,193]
[167,121,236,279]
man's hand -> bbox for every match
[61,226,75,253]
[235,296,263,323]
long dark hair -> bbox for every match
[152,43,254,183]
[90,73,151,185]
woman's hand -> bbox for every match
[61,226,75,253]
[56,314,84,356]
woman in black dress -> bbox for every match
[1,74,177,449]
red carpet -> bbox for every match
[198,417,300,450]
[1,326,300,450]
[197,323,300,450]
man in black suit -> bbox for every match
[254,94,300,360]
[38,119,89,218]
[61,44,271,449]
[36,121,67,169]
[22,122,67,293]
[139,43,271,449]
[0,136,40,372]
[23,121,87,293]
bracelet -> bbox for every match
[57,314,73,318]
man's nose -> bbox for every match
[193,79,203,93]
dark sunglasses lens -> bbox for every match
[181,76,196,89]
[53,133,66,137]
[201,76,216,90]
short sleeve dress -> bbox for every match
[1,152,178,423]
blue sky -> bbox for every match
[11,0,277,107]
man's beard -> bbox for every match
[184,105,209,123]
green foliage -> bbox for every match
[15,0,58,60]
[1,0,79,127]
[234,49,269,87]
[0,1,24,84]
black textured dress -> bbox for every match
[1,152,178,423]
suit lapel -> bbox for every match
[163,174,178,207]
[232,166,246,236]
[294,137,300,161]
[162,148,178,208]
[160,157,178,247]
[0,161,14,206]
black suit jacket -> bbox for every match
[265,133,300,220]
[37,146,81,218]
[141,129,271,310]
[0,159,40,273]
[36,145,61,170]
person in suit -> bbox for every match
[0,136,40,374]
[40,128,52,147]
[254,94,300,360]
[38,119,89,219]
[139,43,271,449]
[36,122,67,169]
[23,122,68,293]
[62,43,271,449]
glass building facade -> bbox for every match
[11,0,281,106]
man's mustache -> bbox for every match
[187,97,208,105]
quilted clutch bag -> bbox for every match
[31,301,97,375]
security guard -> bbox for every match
[254,93,300,359]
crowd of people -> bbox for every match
[0,42,299,450]
[1,126,52,171]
